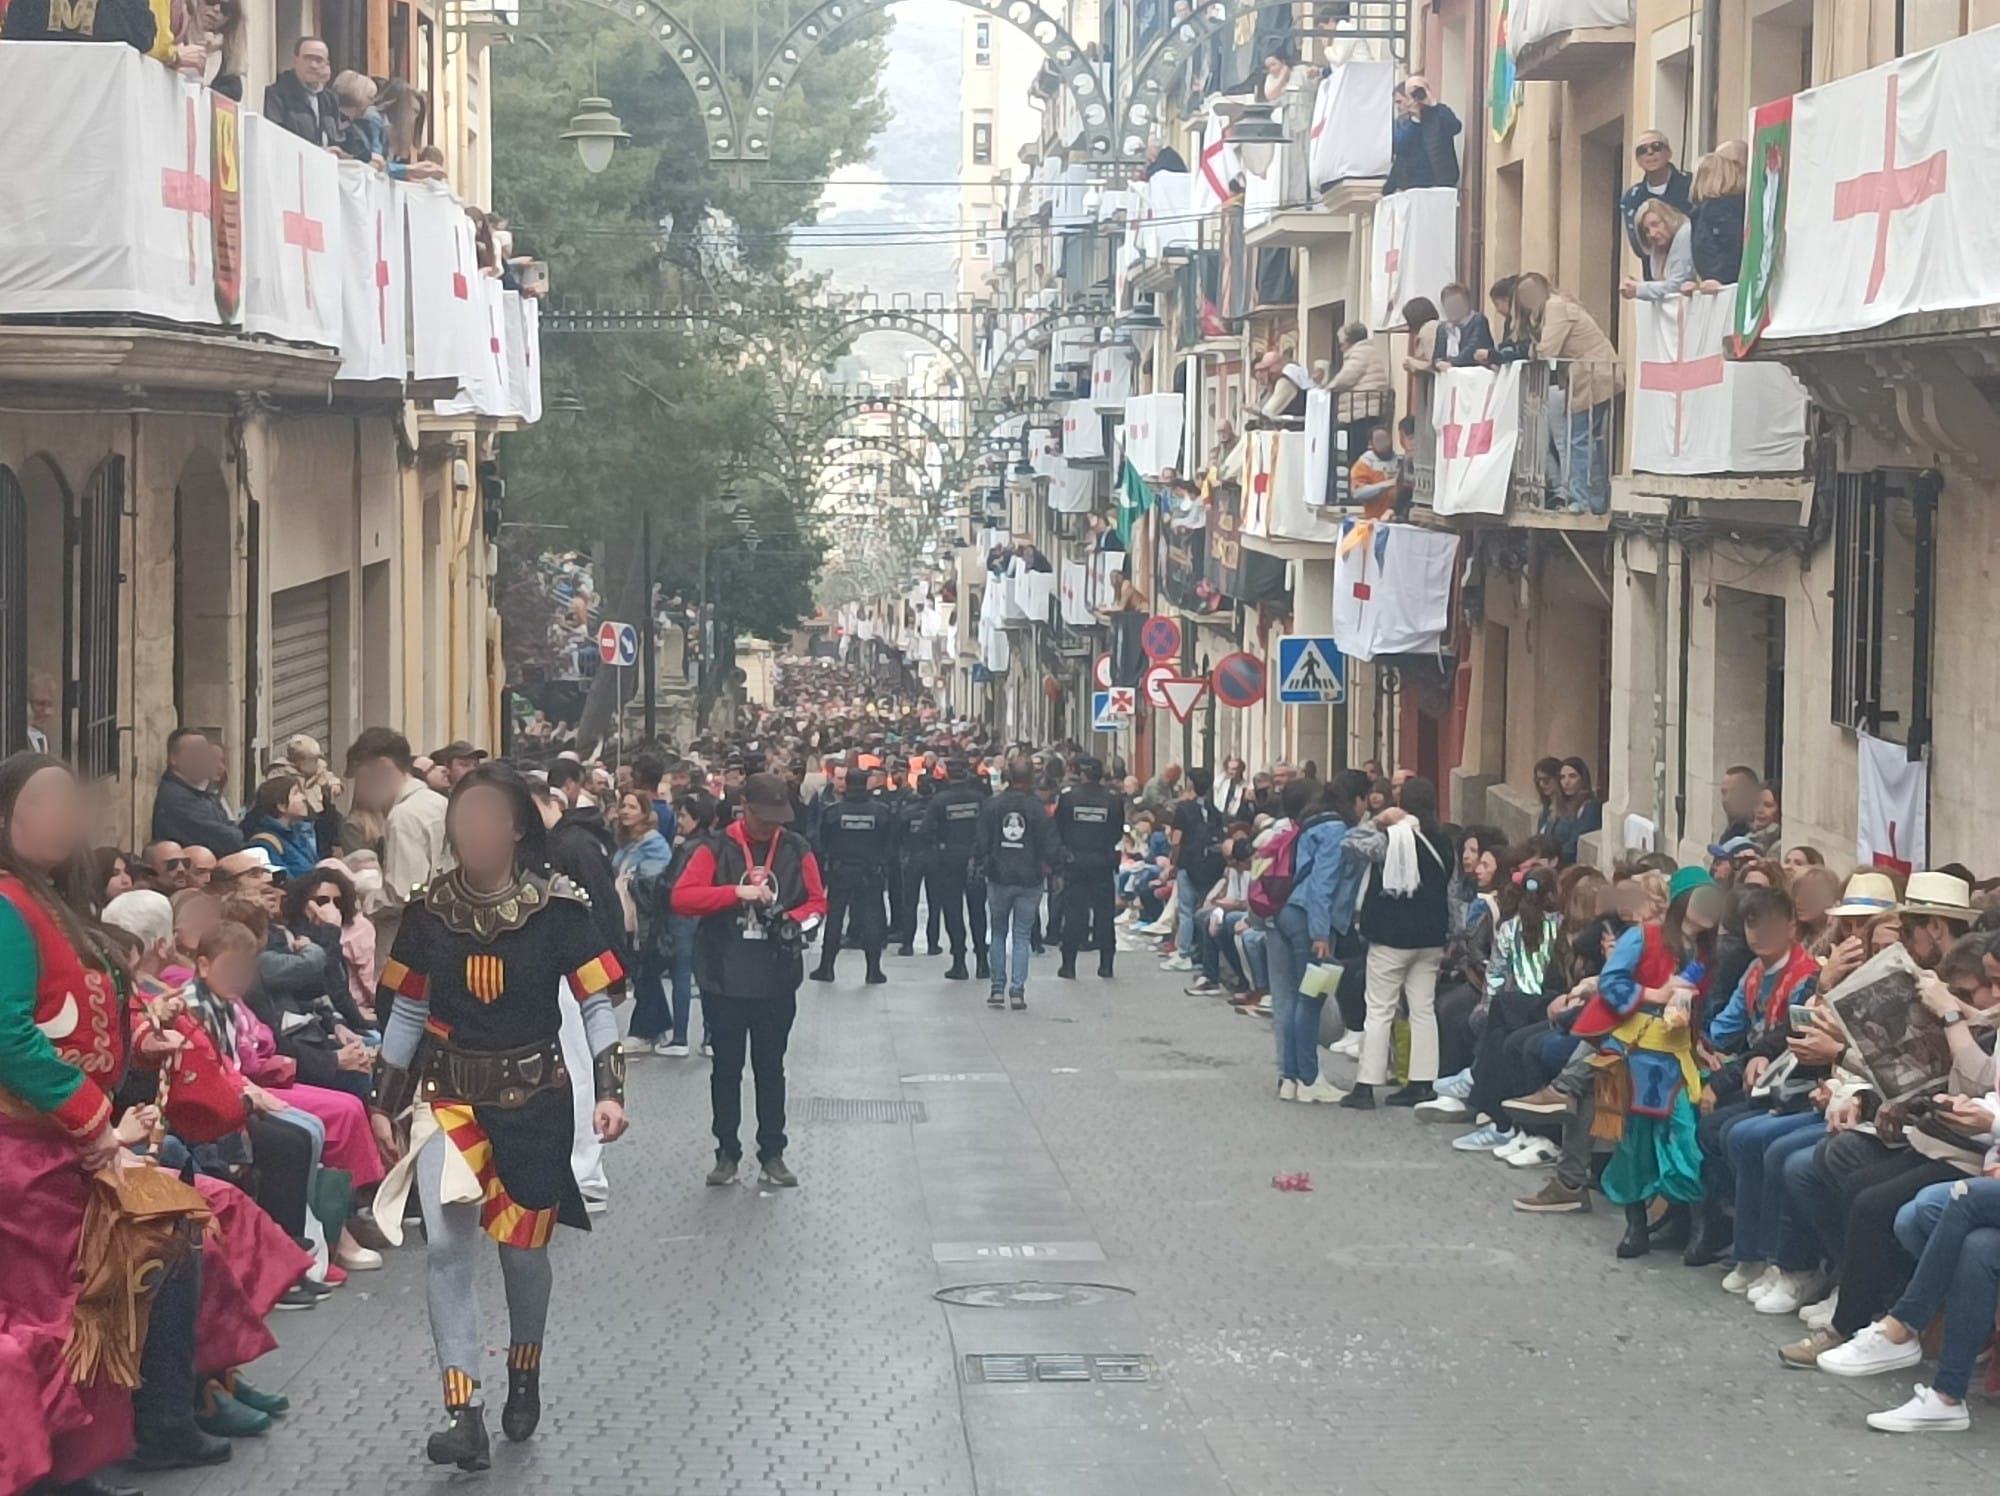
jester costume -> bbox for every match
[1573,921,1708,1209]
[0,874,212,1495]
[370,868,626,1470]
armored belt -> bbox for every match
[418,1037,569,1109]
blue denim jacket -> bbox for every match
[1285,816,1365,945]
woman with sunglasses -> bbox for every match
[367,763,630,1470]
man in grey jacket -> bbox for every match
[976,756,1057,1011]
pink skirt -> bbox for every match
[276,1082,385,1188]
[0,1115,134,1495]
[189,1174,309,1379]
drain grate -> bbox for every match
[963,1353,1155,1384]
[934,1281,1135,1309]
[789,1097,929,1124]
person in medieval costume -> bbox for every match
[369,762,629,1471]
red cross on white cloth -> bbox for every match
[1639,300,1726,457]
[372,210,392,341]
[1832,73,1948,305]
[282,160,325,312]
[1440,381,1497,462]
[160,96,210,287]
[451,228,471,301]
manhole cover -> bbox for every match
[963,1353,1155,1384]
[789,1097,929,1124]
[934,1281,1135,1309]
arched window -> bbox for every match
[0,466,24,755]
[75,457,124,779]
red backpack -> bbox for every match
[1247,822,1304,919]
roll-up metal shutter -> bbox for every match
[270,580,333,749]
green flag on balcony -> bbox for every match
[1116,458,1151,547]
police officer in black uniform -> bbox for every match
[811,765,893,984]
[923,758,989,982]
[890,771,941,957]
[1054,755,1124,979]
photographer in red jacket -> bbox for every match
[670,773,827,1189]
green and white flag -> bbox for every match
[1732,96,1793,355]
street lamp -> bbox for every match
[1225,102,1285,177]
[562,96,631,174]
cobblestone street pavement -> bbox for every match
[149,948,1999,1495]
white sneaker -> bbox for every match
[1160,955,1196,973]
[1505,1137,1558,1168]
[657,1040,691,1057]
[700,1043,714,1058]
[1818,1322,1924,1378]
[583,1196,610,1216]
[1115,909,1139,926]
[335,1244,383,1271]
[1328,1032,1363,1059]
[1745,1265,1785,1306]
[1493,1133,1537,1161]
[1294,1075,1348,1103]
[1866,1385,1969,1433]
[1756,1269,1829,1316]
[1184,978,1222,995]
[1413,1095,1469,1123]
[623,1038,657,1057]
[1802,1289,1839,1331]
[1721,1260,1770,1295]
[1135,921,1171,936]
[1277,1079,1298,1101]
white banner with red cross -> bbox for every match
[1134,169,1196,260]
[241,112,343,348]
[1370,186,1457,331]
[1245,431,1341,544]
[1061,399,1104,460]
[1632,294,1808,474]
[1309,60,1394,192]
[406,183,488,386]
[1765,28,2000,339]
[505,291,542,424]
[1193,119,1241,221]
[0,44,228,325]
[1121,393,1184,479]
[436,274,514,417]
[1029,426,1063,480]
[334,164,406,383]
[1429,364,1521,516]
[1857,730,1928,874]
[1091,343,1137,408]
[1332,519,1460,662]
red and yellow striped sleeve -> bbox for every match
[569,950,625,999]
[378,958,427,1003]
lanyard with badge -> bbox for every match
[738,827,783,939]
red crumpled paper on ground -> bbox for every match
[1270,1172,1313,1192]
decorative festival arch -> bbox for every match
[800,306,988,412]
[563,0,741,162]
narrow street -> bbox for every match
[148,949,1995,1496]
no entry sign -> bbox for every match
[598,620,638,667]
[1210,651,1266,709]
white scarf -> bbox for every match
[1381,819,1423,898]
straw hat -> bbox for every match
[1827,870,1900,918]
[1900,870,1976,922]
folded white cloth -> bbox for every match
[1381,818,1421,898]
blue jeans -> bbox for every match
[1726,1110,1825,1264]
[668,914,706,1047]
[628,949,670,1043]
[1174,870,1198,955]
[1895,1179,1958,1258]
[1239,925,1269,991]
[1884,1179,2000,1399]
[986,883,1041,995]
[1563,404,1608,514]
[1213,910,1250,984]
[1265,905,1321,1084]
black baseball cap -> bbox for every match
[432,740,487,765]
[743,772,795,823]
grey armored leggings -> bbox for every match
[415,1132,553,1398]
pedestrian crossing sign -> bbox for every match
[1276,636,1345,705]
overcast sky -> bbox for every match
[794,7,962,379]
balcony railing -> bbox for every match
[1241,62,1394,249]
[0,42,536,416]
[1413,360,1622,517]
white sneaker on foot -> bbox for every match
[1818,1322,1924,1378]
[1412,1095,1469,1123]
[1866,1385,1969,1433]
[1160,955,1196,973]
[1756,1269,1829,1316]
[1294,1076,1348,1103]
[1433,1068,1475,1101]
[656,1040,691,1057]
[1721,1260,1769,1294]
[1745,1265,1785,1305]
[1328,1032,1363,1059]
[1504,1137,1558,1168]
[1277,1079,1298,1101]
[1802,1289,1839,1331]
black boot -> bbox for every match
[928,943,944,957]
[427,1404,491,1471]
[1682,1198,1732,1267]
[974,953,990,981]
[1385,1082,1435,1107]
[1616,1203,1653,1259]
[1097,954,1115,978]
[865,957,888,985]
[896,943,914,958]
[1652,1201,1693,1254]
[501,1357,541,1443]
[1057,954,1077,979]
[810,962,834,982]
[131,1247,229,1471]
[944,958,969,981]
[1338,1082,1377,1111]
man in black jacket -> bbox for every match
[811,767,893,985]
[977,756,1057,1010]
[890,773,941,957]
[924,759,990,982]
[1054,757,1123,980]
[263,37,342,150]
[152,728,247,856]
